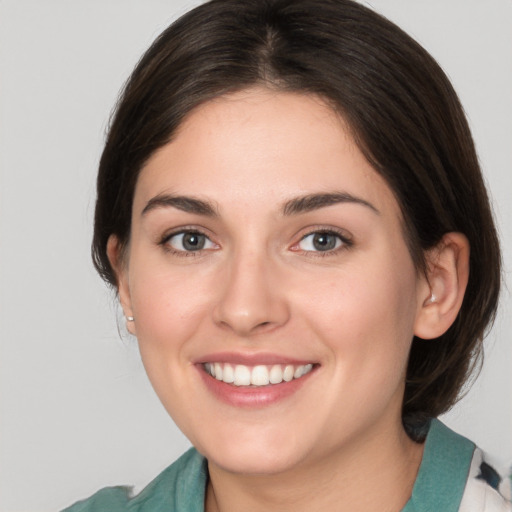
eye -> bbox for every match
[165,231,216,252]
[297,231,345,252]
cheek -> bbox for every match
[297,249,419,374]
[305,253,417,326]
[127,256,215,358]
[125,258,217,420]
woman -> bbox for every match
[65,0,509,510]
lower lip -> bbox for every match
[197,365,316,408]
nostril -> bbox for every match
[254,321,272,331]
[212,278,290,335]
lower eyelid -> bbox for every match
[302,233,341,251]
[200,237,217,250]
[161,230,217,252]
[293,230,352,252]
[160,228,351,255]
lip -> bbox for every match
[194,352,318,408]
[194,351,315,366]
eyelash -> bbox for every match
[159,228,217,257]
[292,228,353,257]
[159,227,353,257]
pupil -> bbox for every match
[183,233,205,251]
[313,233,336,251]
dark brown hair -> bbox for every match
[92,0,501,429]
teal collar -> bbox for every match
[402,419,475,512]
[127,420,474,512]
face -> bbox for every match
[114,88,430,475]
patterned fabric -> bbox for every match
[459,448,511,511]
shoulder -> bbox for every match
[459,447,512,512]
[61,486,131,512]
[404,420,511,512]
[61,448,208,512]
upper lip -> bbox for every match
[194,352,317,366]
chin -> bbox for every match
[194,425,307,475]
[208,447,302,475]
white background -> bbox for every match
[0,1,511,511]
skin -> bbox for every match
[108,88,469,511]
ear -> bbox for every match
[107,235,136,335]
[414,232,470,340]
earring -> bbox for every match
[126,316,135,322]
[428,293,437,304]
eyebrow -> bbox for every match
[141,191,379,218]
[142,194,218,217]
[282,192,379,216]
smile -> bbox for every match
[203,362,314,387]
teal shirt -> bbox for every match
[63,420,476,512]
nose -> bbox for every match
[212,249,290,337]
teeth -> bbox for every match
[251,365,269,386]
[233,365,251,386]
[205,363,214,377]
[283,365,294,382]
[269,365,283,384]
[214,363,223,381]
[222,363,235,383]
[204,362,314,387]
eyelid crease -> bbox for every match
[296,225,353,241]
[158,224,214,243]
[290,227,354,255]
[157,225,353,260]
[159,228,218,257]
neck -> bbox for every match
[205,420,424,512]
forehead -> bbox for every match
[134,88,400,219]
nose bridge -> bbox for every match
[213,242,288,335]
